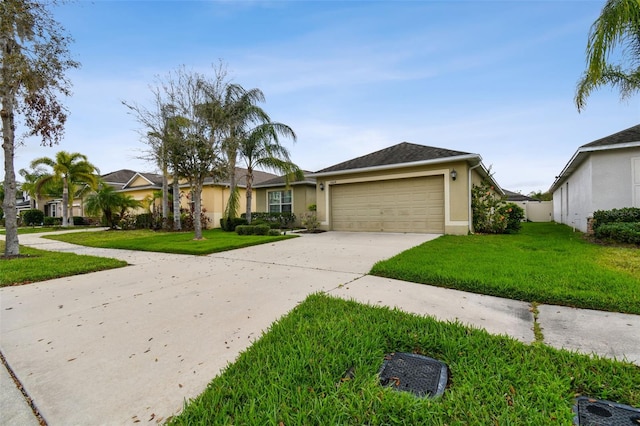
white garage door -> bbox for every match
[331,176,444,233]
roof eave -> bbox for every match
[254,180,317,189]
[309,154,482,178]
[548,141,640,193]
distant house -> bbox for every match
[310,142,500,235]
[503,190,552,222]
[254,173,317,226]
[550,124,640,232]
[101,168,278,227]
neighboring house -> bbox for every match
[310,142,500,235]
[550,124,640,232]
[102,169,164,213]
[254,172,317,226]
[504,190,552,223]
[176,168,278,227]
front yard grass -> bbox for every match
[43,228,296,255]
[0,226,93,234]
[0,241,127,287]
[169,294,640,425]
[370,223,640,315]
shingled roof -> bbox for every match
[254,172,316,188]
[314,142,476,175]
[581,124,640,148]
[550,124,640,192]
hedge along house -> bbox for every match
[309,142,501,235]
[550,124,640,233]
[253,173,317,226]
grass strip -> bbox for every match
[42,228,296,255]
[370,223,640,314]
[169,294,640,425]
[0,241,127,287]
[0,226,93,234]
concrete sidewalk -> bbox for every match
[1,231,638,425]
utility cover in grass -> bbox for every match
[573,397,640,426]
[378,352,448,398]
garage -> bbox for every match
[330,176,444,233]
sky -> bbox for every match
[6,0,640,195]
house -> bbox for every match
[309,142,500,235]
[103,168,278,227]
[549,124,640,232]
[176,168,278,227]
[253,172,317,226]
[504,190,552,223]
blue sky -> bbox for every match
[8,0,640,195]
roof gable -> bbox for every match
[580,124,640,148]
[314,142,473,174]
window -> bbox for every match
[268,190,292,213]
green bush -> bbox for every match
[242,212,296,228]
[220,217,248,232]
[267,229,281,236]
[592,207,640,231]
[43,216,62,226]
[235,225,254,235]
[499,203,525,234]
[73,216,85,226]
[594,222,640,245]
[253,224,270,235]
[135,213,154,229]
[22,209,44,226]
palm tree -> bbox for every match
[85,183,142,229]
[239,122,304,224]
[575,0,640,111]
[31,151,99,227]
[198,84,270,223]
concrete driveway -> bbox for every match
[1,231,639,425]
[1,231,440,425]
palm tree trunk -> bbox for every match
[62,176,69,227]
[172,173,181,230]
[193,182,203,240]
[245,167,253,224]
[1,92,20,256]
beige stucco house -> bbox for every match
[253,174,317,226]
[550,124,640,232]
[309,142,500,235]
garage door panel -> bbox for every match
[331,176,444,233]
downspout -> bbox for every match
[468,163,482,234]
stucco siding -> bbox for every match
[592,149,639,210]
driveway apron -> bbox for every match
[0,232,437,425]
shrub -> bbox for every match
[472,179,507,234]
[301,212,320,232]
[73,216,85,226]
[592,207,640,231]
[253,224,271,235]
[499,203,525,234]
[135,213,154,229]
[44,216,62,226]
[242,212,296,229]
[594,222,640,245]
[220,217,248,232]
[267,229,281,236]
[235,225,254,235]
[21,209,44,226]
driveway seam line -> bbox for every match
[0,350,47,426]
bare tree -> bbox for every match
[1,0,79,256]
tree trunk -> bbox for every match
[193,182,203,240]
[1,93,20,256]
[172,173,181,230]
[162,165,169,223]
[61,176,69,227]
[245,167,253,224]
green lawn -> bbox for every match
[0,241,127,287]
[370,223,640,314]
[169,294,640,425]
[0,226,94,234]
[43,228,296,255]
